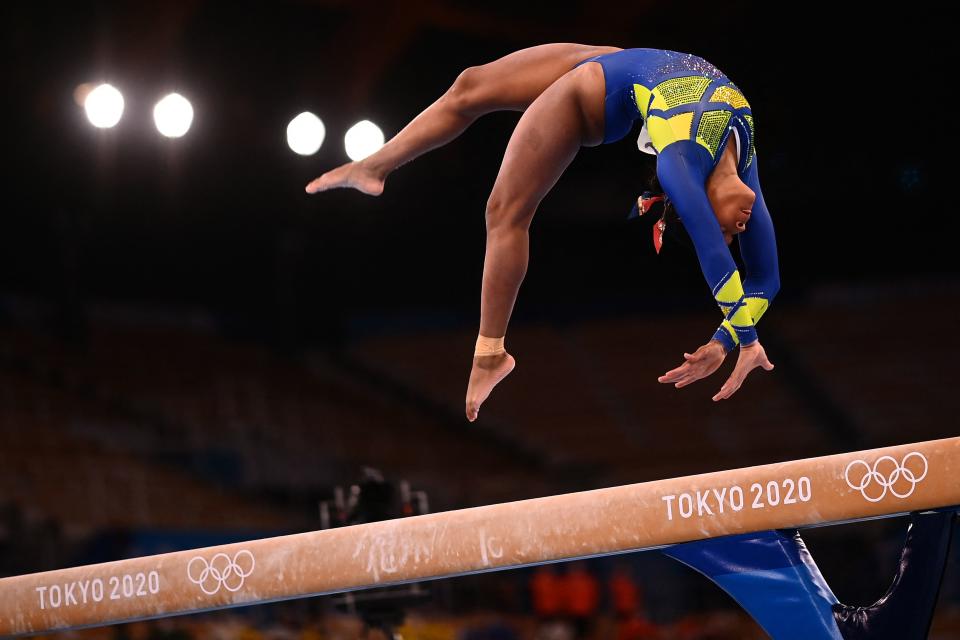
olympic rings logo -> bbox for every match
[187,550,256,595]
[844,452,928,503]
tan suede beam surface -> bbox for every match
[2,437,957,637]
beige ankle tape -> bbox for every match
[475,335,505,357]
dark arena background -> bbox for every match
[1,2,958,639]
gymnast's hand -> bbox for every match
[658,340,727,388]
[712,340,775,401]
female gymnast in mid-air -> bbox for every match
[306,44,780,422]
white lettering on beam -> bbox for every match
[661,477,812,521]
[35,574,159,609]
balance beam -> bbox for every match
[2,436,958,637]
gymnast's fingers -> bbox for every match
[659,362,691,383]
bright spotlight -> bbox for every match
[344,120,384,161]
[84,83,124,129]
[286,112,326,156]
[153,93,194,138]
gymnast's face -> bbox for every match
[707,138,755,245]
[708,173,755,246]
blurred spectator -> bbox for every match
[616,616,660,640]
[560,563,599,639]
[608,563,659,639]
[530,566,564,621]
[531,566,573,640]
[608,563,643,619]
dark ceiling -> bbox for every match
[2,2,952,341]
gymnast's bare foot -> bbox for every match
[305,161,385,196]
[465,352,516,422]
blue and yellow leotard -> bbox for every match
[582,48,781,352]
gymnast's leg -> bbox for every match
[305,43,620,195]
[466,62,606,421]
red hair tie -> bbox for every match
[635,192,667,254]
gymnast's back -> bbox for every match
[586,48,730,87]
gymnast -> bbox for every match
[306,45,780,422]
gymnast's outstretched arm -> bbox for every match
[707,156,780,400]
[654,141,775,400]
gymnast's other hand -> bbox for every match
[658,340,726,388]
[712,340,774,401]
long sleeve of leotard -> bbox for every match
[734,154,781,337]
[655,140,760,352]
